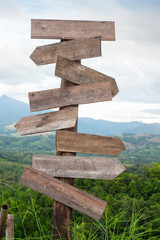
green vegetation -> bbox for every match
[120,134,160,164]
[0,134,160,239]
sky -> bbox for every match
[0,0,160,123]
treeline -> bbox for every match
[0,157,160,239]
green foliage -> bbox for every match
[0,155,160,239]
[0,134,160,239]
[0,134,56,153]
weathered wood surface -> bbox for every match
[53,77,79,240]
[56,131,126,156]
[31,19,115,41]
[29,81,112,112]
[20,166,107,220]
[6,215,14,240]
[55,56,119,97]
[15,106,78,135]
[30,36,101,66]
[33,155,126,180]
[0,204,9,240]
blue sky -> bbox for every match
[0,0,160,123]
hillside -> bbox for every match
[0,134,159,165]
[0,95,160,135]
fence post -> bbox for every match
[6,215,14,240]
[0,204,9,239]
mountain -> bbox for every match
[0,95,160,135]
[123,123,160,135]
[78,118,160,135]
[78,118,141,135]
[0,95,31,133]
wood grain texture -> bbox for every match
[6,215,14,240]
[53,76,79,240]
[55,56,119,97]
[31,19,115,41]
[29,81,112,112]
[0,204,8,240]
[20,166,107,220]
[33,155,126,180]
[56,130,126,156]
[30,36,101,66]
[15,106,78,135]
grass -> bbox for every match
[1,190,160,239]
[72,204,160,240]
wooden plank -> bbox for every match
[31,19,115,41]
[55,56,119,97]
[56,130,126,156]
[29,81,112,112]
[6,215,14,240]
[30,36,101,66]
[33,155,126,180]
[20,166,107,220]
[15,106,78,135]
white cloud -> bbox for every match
[0,0,160,123]
[79,101,160,123]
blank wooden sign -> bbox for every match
[31,19,115,41]
[56,131,125,156]
[33,155,126,180]
[15,106,78,135]
[30,36,101,66]
[29,81,112,112]
[20,166,107,220]
[55,56,119,97]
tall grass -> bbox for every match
[72,203,160,240]
[1,192,160,239]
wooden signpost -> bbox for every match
[29,81,112,112]
[33,155,126,180]
[55,56,119,97]
[15,106,78,135]
[56,130,125,156]
[31,19,115,40]
[16,19,126,239]
[52,76,79,238]
[20,166,107,220]
[30,36,101,66]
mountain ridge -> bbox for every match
[0,95,160,135]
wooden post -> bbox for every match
[0,204,9,239]
[6,215,14,240]
[52,47,80,239]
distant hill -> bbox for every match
[0,95,31,133]
[0,95,160,135]
[123,123,160,135]
[78,118,141,135]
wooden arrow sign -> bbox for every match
[55,56,119,97]
[31,19,115,41]
[15,106,78,135]
[20,166,107,220]
[30,36,101,66]
[56,130,126,156]
[29,81,112,112]
[33,155,126,180]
